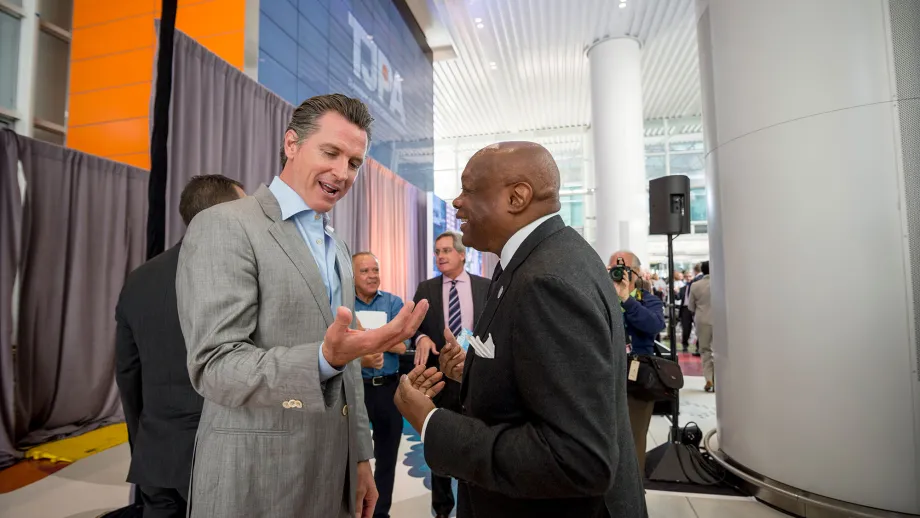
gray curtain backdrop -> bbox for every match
[4,130,148,449]
[0,131,23,468]
[165,29,293,246]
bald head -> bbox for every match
[467,141,561,212]
[609,251,640,269]
[453,141,563,255]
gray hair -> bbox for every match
[280,94,374,168]
[352,251,378,262]
[436,231,466,256]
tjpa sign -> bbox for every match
[348,13,406,126]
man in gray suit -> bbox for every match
[176,94,428,518]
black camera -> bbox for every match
[609,257,632,283]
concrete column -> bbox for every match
[587,37,648,264]
[697,0,920,514]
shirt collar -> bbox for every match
[500,213,557,269]
[357,290,382,305]
[443,270,470,284]
[268,176,329,225]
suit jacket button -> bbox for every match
[282,400,292,409]
[293,400,303,409]
[342,404,348,417]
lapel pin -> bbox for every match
[497,285,504,298]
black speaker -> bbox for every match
[649,175,691,235]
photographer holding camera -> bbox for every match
[608,251,666,474]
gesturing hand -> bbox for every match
[439,329,467,382]
[414,335,438,366]
[322,300,429,368]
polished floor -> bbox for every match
[0,377,788,518]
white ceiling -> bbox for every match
[417,0,703,139]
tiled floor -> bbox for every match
[0,377,788,518]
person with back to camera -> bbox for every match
[609,251,666,476]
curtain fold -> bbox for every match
[11,132,148,447]
[165,29,293,246]
[0,131,23,468]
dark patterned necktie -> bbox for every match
[488,265,504,298]
[448,280,462,337]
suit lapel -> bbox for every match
[329,229,354,314]
[268,222,335,325]
[256,185,335,326]
[462,216,567,400]
[472,216,566,338]
[431,277,445,336]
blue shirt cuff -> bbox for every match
[318,344,345,382]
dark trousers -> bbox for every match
[364,376,403,518]
[432,473,455,516]
[679,306,694,348]
[429,380,461,516]
[139,485,188,518]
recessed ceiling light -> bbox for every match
[619,1,627,8]
[474,17,482,23]
[476,23,484,28]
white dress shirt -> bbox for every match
[421,213,559,441]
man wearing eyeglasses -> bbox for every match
[609,251,666,475]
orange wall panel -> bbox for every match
[67,0,247,169]
[73,0,156,29]
[71,16,157,61]
[197,31,245,69]
[67,118,149,157]
[68,83,153,127]
[70,47,156,93]
[176,0,246,40]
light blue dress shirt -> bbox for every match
[269,177,343,381]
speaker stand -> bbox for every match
[646,233,689,483]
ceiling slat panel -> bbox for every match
[430,0,701,139]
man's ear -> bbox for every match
[283,129,300,162]
[508,183,533,214]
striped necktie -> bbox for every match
[448,280,462,337]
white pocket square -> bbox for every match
[473,334,496,359]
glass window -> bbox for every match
[669,140,704,152]
[38,0,72,31]
[34,30,69,125]
[690,187,707,222]
[0,11,21,111]
[645,142,665,154]
[645,154,666,180]
[669,152,705,180]
[559,194,584,229]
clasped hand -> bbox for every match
[322,300,429,368]
[394,365,445,433]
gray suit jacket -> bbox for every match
[176,185,373,518]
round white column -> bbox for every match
[697,0,920,514]
[587,37,648,264]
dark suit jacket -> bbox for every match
[412,272,490,408]
[424,216,647,518]
[115,244,203,490]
